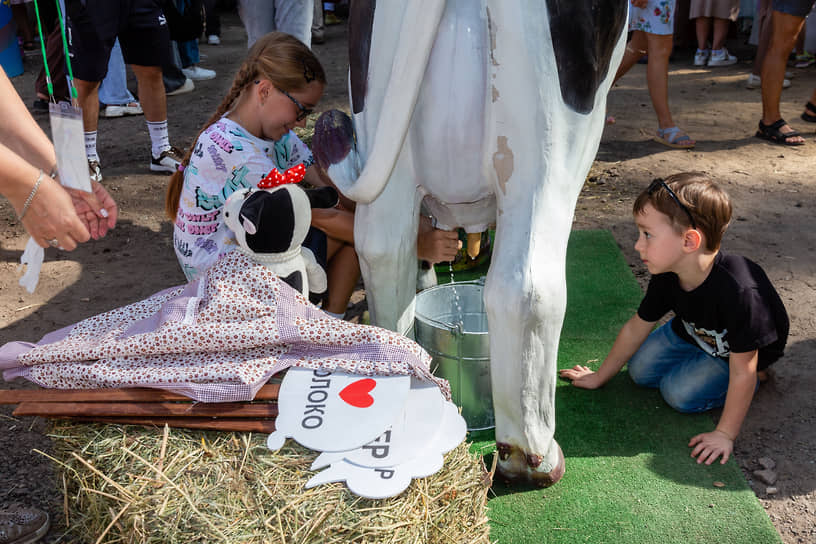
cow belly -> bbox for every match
[410,0,491,220]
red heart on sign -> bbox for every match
[339,378,376,408]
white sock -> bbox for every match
[147,120,171,158]
[84,131,99,162]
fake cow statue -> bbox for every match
[313,0,627,485]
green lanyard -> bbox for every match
[32,0,78,103]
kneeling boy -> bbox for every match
[560,172,788,466]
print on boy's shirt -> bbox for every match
[195,165,253,210]
[682,319,729,358]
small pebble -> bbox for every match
[713,481,725,488]
[754,468,778,485]
[766,487,778,495]
[758,457,776,470]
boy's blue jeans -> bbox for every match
[627,319,733,413]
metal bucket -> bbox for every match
[414,280,494,431]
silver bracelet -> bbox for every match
[19,169,44,221]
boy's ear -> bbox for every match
[683,228,703,252]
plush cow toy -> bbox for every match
[222,165,339,302]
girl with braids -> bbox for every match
[166,32,359,319]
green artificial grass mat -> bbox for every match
[462,230,781,544]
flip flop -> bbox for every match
[653,126,695,149]
[755,119,805,146]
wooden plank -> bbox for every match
[13,401,278,419]
[0,384,280,404]
[60,416,277,433]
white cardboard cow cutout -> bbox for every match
[313,0,627,485]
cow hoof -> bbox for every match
[495,441,565,488]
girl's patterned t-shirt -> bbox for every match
[173,116,314,281]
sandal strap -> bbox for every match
[806,101,816,112]
[657,126,691,144]
[761,118,787,131]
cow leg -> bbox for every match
[484,182,575,485]
[354,156,421,336]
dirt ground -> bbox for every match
[1,11,814,543]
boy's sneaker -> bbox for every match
[693,49,710,66]
[207,34,221,45]
[150,146,183,173]
[167,77,195,96]
[745,73,791,89]
[181,66,216,81]
[708,47,737,66]
[0,506,50,544]
[88,160,102,183]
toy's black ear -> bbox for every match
[305,186,339,209]
[242,190,294,253]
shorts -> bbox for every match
[67,0,170,81]
[772,0,816,16]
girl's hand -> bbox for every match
[559,365,604,389]
[688,430,734,465]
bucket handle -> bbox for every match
[419,277,485,334]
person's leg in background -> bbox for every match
[759,6,809,144]
[33,19,70,112]
[66,0,118,183]
[202,0,221,44]
[98,38,143,117]
[163,40,195,96]
[238,0,276,48]
[273,0,314,48]
[311,0,325,45]
[10,0,35,49]
[118,0,183,172]
[694,16,713,64]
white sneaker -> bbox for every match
[100,102,143,117]
[745,74,791,89]
[708,48,737,66]
[150,146,183,173]
[693,49,710,66]
[182,65,216,81]
[207,34,220,45]
[167,77,195,96]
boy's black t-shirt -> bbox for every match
[637,252,789,369]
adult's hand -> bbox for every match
[20,175,90,251]
[68,181,118,239]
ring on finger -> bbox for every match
[46,238,60,247]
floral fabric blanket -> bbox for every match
[0,252,448,402]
